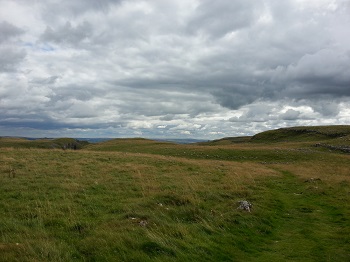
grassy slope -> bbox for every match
[84,138,319,164]
[1,126,350,261]
[251,125,350,143]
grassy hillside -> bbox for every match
[84,127,349,162]
[249,125,350,154]
[86,138,320,163]
[251,125,350,143]
[1,126,350,261]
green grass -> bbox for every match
[1,126,350,261]
[85,138,323,163]
[251,125,350,143]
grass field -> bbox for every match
[1,126,350,261]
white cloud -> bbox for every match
[180,130,191,135]
[279,109,300,120]
[126,121,153,130]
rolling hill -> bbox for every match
[250,125,350,143]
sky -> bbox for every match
[1,0,350,139]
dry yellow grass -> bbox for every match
[272,157,350,183]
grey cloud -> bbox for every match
[0,46,26,72]
[48,84,103,103]
[119,101,188,117]
[212,88,258,110]
[279,109,300,120]
[0,117,111,130]
[0,118,66,130]
[309,100,340,117]
[44,76,60,84]
[41,0,124,21]
[0,21,24,43]
[230,103,275,122]
[41,21,92,45]
[159,114,176,121]
[66,102,99,118]
[117,91,211,117]
[30,75,61,85]
[0,21,25,72]
[276,49,350,98]
[188,0,261,37]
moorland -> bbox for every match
[0,125,350,261]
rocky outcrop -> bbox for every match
[314,143,350,153]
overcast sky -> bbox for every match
[1,0,350,139]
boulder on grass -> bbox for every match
[237,200,252,212]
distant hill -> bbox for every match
[196,136,252,145]
[193,125,350,154]
[84,137,173,152]
[248,125,350,153]
[196,125,350,146]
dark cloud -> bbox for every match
[279,109,300,121]
[30,75,61,85]
[41,0,124,20]
[309,100,341,117]
[188,0,261,37]
[0,46,26,72]
[0,119,67,130]
[229,103,276,123]
[273,49,350,99]
[159,114,176,121]
[0,21,25,72]
[41,21,92,45]
[0,21,24,43]
[213,91,257,110]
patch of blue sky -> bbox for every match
[23,42,34,48]
[40,44,55,52]
[22,42,55,52]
